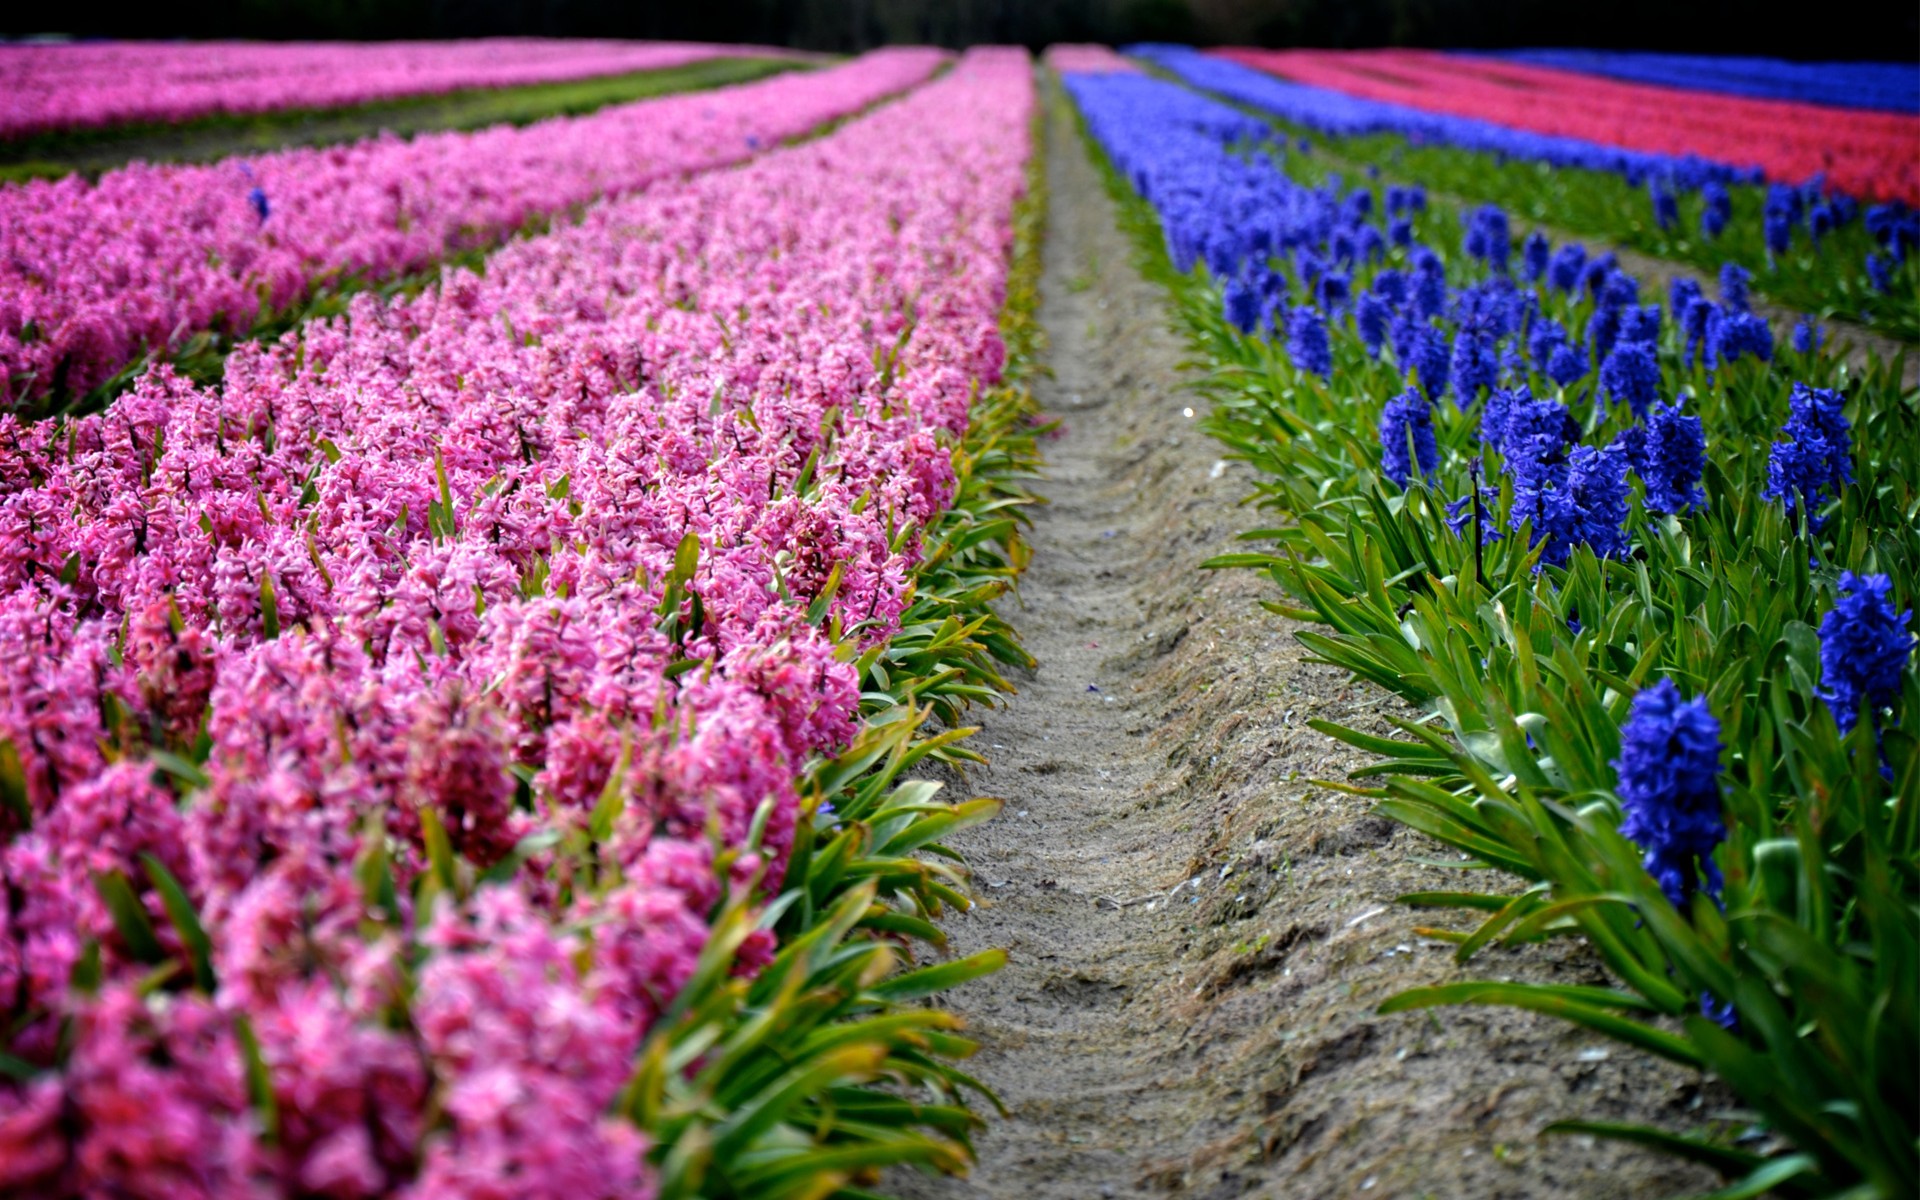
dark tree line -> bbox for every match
[15,0,1917,62]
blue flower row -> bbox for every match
[1475,48,1920,116]
[1063,65,1916,928]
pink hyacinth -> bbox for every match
[0,47,1036,1197]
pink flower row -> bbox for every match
[0,38,807,140]
[0,47,1034,1199]
[0,47,946,407]
[1041,44,1138,75]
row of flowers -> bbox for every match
[0,47,1036,1199]
[1482,48,1919,116]
[1133,45,1920,343]
[1065,67,1916,1200]
[0,48,944,412]
[0,38,800,141]
[1216,47,1920,206]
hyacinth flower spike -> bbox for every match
[1613,679,1727,912]
[1818,571,1915,749]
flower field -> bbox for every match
[0,28,1916,1200]
[0,49,943,415]
[1,45,1042,1198]
[1139,44,1920,342]
[0,39,801,141]
[1483,49,1920,114]
[1062,57,1915,1200]
[1215,47,1920,205]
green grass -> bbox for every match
[0,56,807,183]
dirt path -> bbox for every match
[896,93,1721,1200]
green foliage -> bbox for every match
[1070,82,1920,1199]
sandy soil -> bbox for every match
[893,90,1723,1200]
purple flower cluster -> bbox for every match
[1379,389,1439,486]
[1818,572,1914,735]
[1612,678,1727,910]
[1763,383,1854,529]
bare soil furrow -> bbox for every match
[896,89,1723,1200]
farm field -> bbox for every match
[0,32,1915,1200]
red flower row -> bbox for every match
[1219,48,1920,205]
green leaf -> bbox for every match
[1541,1121,1773,1181]
[259,572,281,640]
[0,737,30,830]
[91,869,164,964]
[1380,982,1700,1067]
[140,854,214,991]
[867,949,1006,1002]
[232,1013,281,1144]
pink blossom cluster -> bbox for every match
[0,38,807,141]
[0,47,946,406]
[1042,44,1139,75]
[0,46,1034,1198]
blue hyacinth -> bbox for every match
[1411,248,1448,318]
[1318,270,1351,310]
[1706,310,1773,368]
[1600,340,1660,417]
[1463,205,1511,273]
[1562,444,1634,562]
[1679,297,1713,367]
[1287,307,1332,378]
[1355,292,1390,357]
[1581,253,1620,299]
[1379,389,1439,486]
[1642,401,1707,513]
[1224,273,1262,333]
[1866,252,1895,293]
[1613,679,1726,911]
[1650,180,1679,231]
[1791,316,1825,355]
[1528,318,1567,371]
[1668,276,1702,323]
[1547,244,1587,292]
[1866,203,1919,261]
[1700,182,1731,239]
[1371,268,1408,307]
[1546,342,1590,387]
[1618,303,1661,346]
[1719,263,1752,312]
[1408,324,1452,403]
[1522,231,1549,281]
[1450,324,1498,408]
[1818,572,1914,735]
[1763,383,1853,529]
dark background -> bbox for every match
[14,0,1919,62]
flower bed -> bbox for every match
[1133,45,1920,344]
[0,48,945,412]
[1215,47,1920,205]
[0,47,1037,1198]
[1064,66,1917,1200]
[0,39,803,141]
[1041,44,1138,75]
[1481,49,1920,116]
